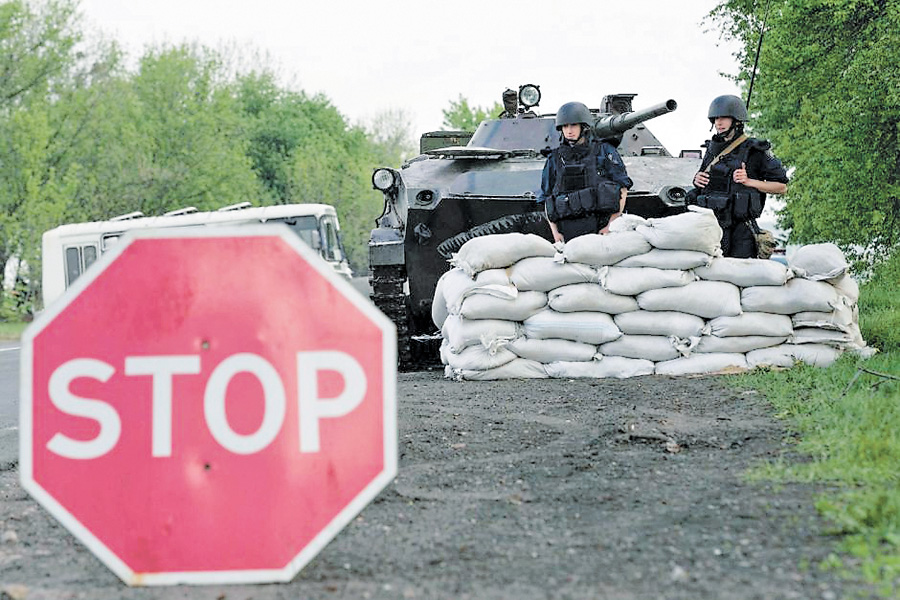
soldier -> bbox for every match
[539,101,633,243]
[690,94,788,258]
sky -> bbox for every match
[76,0,744,156]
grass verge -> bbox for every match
[733,252,900,596]
[0,321,27,341]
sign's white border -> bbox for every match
[20,225,398,586]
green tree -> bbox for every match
[0,4,398,309]
[0,0,80,107]
[286,106,383,272]
[26,43,266,224]
[441,95,502,131]
[0,95,78,310]
[124,44,263,216]
[234,71,384,271]
[709,0,900,262]
[0,0,105,311]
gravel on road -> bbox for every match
[0,371,875,600]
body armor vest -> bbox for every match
[546,141,620,221]
[553,141,602,195]
[696,139,763,227]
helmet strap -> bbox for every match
[712,120,743,143]
[560,123,588,146]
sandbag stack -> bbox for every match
[434,207,870,380]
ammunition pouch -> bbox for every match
[696,193,732,227]
[733,189,763,221]
[547,181,621,222]
[546,189,588,221]
[685,187,700,205]
[595,180,622,213]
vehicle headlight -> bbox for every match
[372,168,397,191]
[518,84,541,109]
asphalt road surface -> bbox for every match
[0,350,877,599]
[0,341,18,474]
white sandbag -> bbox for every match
[741,278,839,314]
[600,266,696,296]
[707,312,794,337]
[442,314,519,353]
[746,343,842,369]
[432,267,514,327]
[432,275,452,330]
[637,280,742,318]
[545,356,655,379]
[459,290,548,321]
[828,272,860,304]
[548,283,639,314]
[446,358,549,381]
[635,206,723,255]
[693,257,792,287]
[617,248,713,270]
[607,213,648,232]
[694,335,787,353]
[523,309,622,344]
[791,327,854,348]
[789,243,849,280]
[450,233,556,276]
[506,337,599,363]
[792,306,855,332]
[441,342,518,371]
[671,336,699,357]
[845,323,871,352]
[508,256,599,292]
[655,353,749,376]
[561,231,652,266]
[599,335,682,362]
[614,311,708,338]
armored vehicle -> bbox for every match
[370,85,702,368]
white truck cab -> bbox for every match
[41,202,353,308]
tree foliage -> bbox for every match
[0,0,80,106]
[441,95,502,131]
[0,1,404,315]
[233,72,386,269]
[0,0,99,307]
[709,0,900,262]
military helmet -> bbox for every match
[707,95,748,123]
[555,101,593,130]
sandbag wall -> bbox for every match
[433,207,870,381]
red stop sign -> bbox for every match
[20,226,397,585]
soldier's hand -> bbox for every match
[693,171,709,187]
[733,163,749,185]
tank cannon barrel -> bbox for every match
[592,99,677,139]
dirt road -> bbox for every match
[0,371,873,599]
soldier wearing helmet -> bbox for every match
[539,101,633,242]
[689,94,788,258]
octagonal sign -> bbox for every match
[20,225,397,586]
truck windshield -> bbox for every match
[272,216,320,248]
